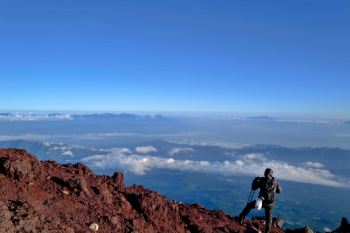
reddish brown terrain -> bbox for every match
[0,148,347,233]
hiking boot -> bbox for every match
[238,213,245,225]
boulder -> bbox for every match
[73,163,93,177]
[273,217,284,228]
[112,172,126,191]
[286,226,314,233]
[66,176,91,197]
[0,201,15,232]
[0,149,42,181]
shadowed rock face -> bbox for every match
[332,218,350,233]
[0,148,343,233]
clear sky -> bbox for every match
[1,1,349,117]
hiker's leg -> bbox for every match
[242,200,256,216]
[264,204,274,233]
[238,201,256,224]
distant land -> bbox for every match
[245,116,278,121]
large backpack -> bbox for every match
[259,178,275,204]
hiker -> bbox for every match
[238,168,282,233]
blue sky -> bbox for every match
[1,1,349,117]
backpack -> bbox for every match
[259,178,275,204]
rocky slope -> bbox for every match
[0,148,347,233]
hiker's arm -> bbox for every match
[251,177,262,190]
[275,181,282,194]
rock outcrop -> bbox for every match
[332,218,350,233]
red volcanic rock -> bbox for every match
[0,149,287,233]
[0,148,43,181]
[66,175,91,198]
[285,226,314,233]
[246,225,262,233]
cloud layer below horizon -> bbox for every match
[81,147,350,188]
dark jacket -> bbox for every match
[252,177,282,204]
[252,177,282,193]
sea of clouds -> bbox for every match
[81,146,350,188]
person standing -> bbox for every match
[238,168,282,233]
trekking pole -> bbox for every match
[247,189,255,204]
[239,189,255,225]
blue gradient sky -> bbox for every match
[1,1,349,116]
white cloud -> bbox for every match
[61,150,73,156]
[236,160,244,166]
[51,146,71,151]
[299,161,325,168]
[238,153,267,162]
[276,119,339,125]
[81,151,350,188]
[0,131,209,141]
[83,153,205,175]
[42,142,51,146]
[199,161,209,166]
[224,151,236,157]
[106,148,131,153]
[168,140,251,149]
[168,148,194,156]
[90,148,131,153]
[135,146,157,154]
[0,113,73,121]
